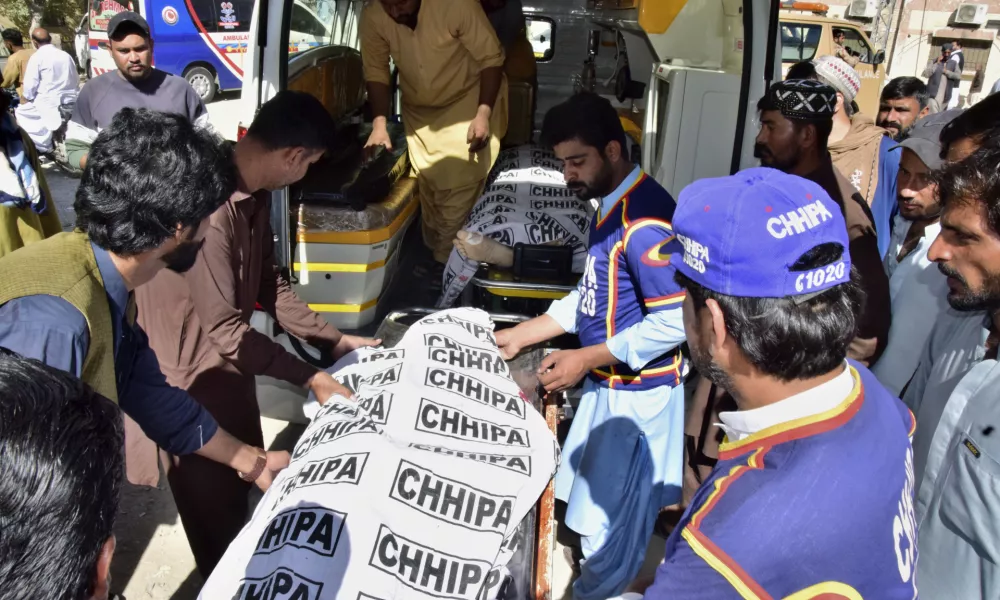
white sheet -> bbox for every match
[199,308,558,600]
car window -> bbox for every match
[780,22,822,63]
[291,3,330,38]
[90,0,137,32]
[836,27,874,64]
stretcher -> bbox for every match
[374,308,560,600]
[462,264,579,317]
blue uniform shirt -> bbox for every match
[872,136,901,258]
[647,363,918,599]
[547,167,686,391]
[0,242,218,455]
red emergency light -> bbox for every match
[237,123,249,141]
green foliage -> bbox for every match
[0,0,84,34]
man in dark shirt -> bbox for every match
[66,11,208,170]
[0,108,289,491]
[754,79,890,365]
[136,90,377,577]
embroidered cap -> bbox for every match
[813,55,862,104]
[764,80,837,121]
[671,168,852,299]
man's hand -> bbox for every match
[538,349,593,393]
[254,450,291,491]
[364,120,393,161]
[333,335,381,360]
[495,327,527,360]
[468,109,491,153]
[307,370,356,403]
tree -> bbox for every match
[0,0,84,36]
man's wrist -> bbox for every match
[476,104,492,120]
[373,115,389,129]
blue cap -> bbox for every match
[671,168,851,298]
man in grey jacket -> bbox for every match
[924,43,961,107]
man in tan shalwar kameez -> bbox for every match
[360,0,508,264]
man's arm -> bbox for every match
[66,84,99,169]
[257,216,342,348]
[454,0,506,150]
[20,53,40,101]
[1,57,18,89]
[844,193,892,365]
[360,5,394,154]
[181,210,322,387]
[0,296,90,377]
[123,326,287,487]
[495,289,578,360]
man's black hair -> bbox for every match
[0,348,124,600]
[937,146,1000,238]
[940,93,1000,157]
[881,76,929,110]
[785,60,817,81]
[75,108,236,256]
[246,90,337,152]
[675,243,862,381]
[1,28,23,46]
[540,91,628,157]
[756,91,833,153]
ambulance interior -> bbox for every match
[243,0,777,418]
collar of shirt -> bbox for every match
[598,166,642,220]
[717,363,854,441]
[90,241,129,318]
[886,214,941,276]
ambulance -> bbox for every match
[85,0,330,101]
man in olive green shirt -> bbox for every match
[1,29,35,100]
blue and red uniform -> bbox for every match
[547,166,686,600]
[647,364,918,599]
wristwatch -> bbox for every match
[237,448,267,483]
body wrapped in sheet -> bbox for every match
[199,308,558,600]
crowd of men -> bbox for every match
[1,0,1000,598]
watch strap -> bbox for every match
[237,449,267,483]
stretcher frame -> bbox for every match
[375,308,558,600]
[462,265,578,310]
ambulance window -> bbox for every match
[218,0,253,33]
[190,0,218,33]
[90,0,136,31]
[291,3,329,38]
[527,17,555,62]
[780,22,821,62]
[836,28,874,64]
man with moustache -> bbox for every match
[0,108,290,497]
[136,91,376,577]
[753,79,890,364]
[66,12,208,171]
[876,76,931,142]
[496,92,686,600]
[642,168,917,599]
[871,111,957,396]
[901,142,1000,598]
[675,80,895,517]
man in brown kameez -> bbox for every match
[136,91,378,577]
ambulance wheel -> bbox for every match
[184,66,216,103]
